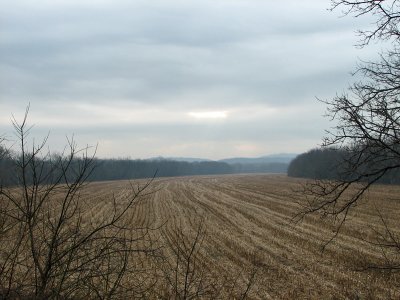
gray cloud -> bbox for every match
[0,0,379,158]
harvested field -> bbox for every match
[75,174,400,299]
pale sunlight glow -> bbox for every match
[188,111,228,119]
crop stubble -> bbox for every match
[79,174,400,299]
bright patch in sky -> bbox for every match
[188,111,228,119]
[0,0,373,158]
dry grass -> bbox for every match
[37,175,400,298]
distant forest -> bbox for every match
[91,159,288,181]
[0,148,288,186]
[287,148,400,184]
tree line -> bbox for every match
[0,112,260,299]
[0,147,288,187]
[288,147,400,185]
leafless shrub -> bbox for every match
[155,217,259,299]
[295,0,400,270]
[0,107,158,299]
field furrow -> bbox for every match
[80,174,400,299]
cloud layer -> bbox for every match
[0,0,379,159]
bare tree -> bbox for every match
[0,109,263,298]
[331,0,400,46]
[0,107,158,299]
[157,218,214,299]
[297,0,400,268]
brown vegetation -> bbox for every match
[0,114,398,298]
[40,174,399,299]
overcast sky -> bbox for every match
[0,0,380,159]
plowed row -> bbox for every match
[83,174,400,299]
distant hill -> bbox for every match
[139,154,298,175]
[219,153,297,165]
[0,153,296,187]
[147,156,212,163]
[147,153,297,165]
